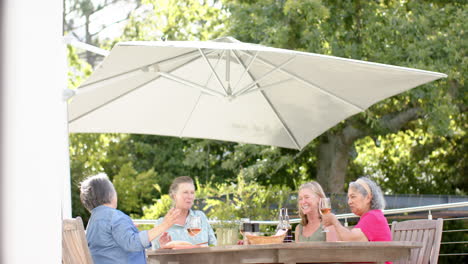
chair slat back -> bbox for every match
[62,217,93,264]
[391,218,443,264]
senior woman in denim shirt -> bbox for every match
[80,174,180,264]
[152,176,217,249]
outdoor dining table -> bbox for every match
[146,241,422,264]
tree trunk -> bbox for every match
[317,125,363,194]
[316,108,422,194]
[317,134,349,194]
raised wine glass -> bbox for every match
[187,215,202,237]
[319,197,331,232]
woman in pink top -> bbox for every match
[322,177,392,263]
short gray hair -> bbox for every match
[80,173,116,212]
[349,177,386,210]
[169,176,194,199]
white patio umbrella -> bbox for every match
[68,37,446,149]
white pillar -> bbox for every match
[62,106,73,220]
[1,0,68,263]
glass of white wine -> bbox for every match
[319,197,331,232]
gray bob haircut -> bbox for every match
[80,173,116,212]
[349,177,386,210]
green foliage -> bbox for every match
[142,194,173,220]
[69,133,124,221]
[67,34,99,222]
[182,139,319,189]
[199,172,292,223]
[107,0,227,45]
[66,45,92,89]
[353,126,467,195]
[141,172,293,227]
[223,0,330,52]
[102,134,191,193]
[222,0,466,194]
[113,163,159,214]
[182,139,239,184]
[68,1,467,240]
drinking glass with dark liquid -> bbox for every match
[319,198,331,232]
[187,216,202,236]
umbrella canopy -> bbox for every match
[68,37,446,149]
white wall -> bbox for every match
[1,0,68,263]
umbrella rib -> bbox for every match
[198,48,229,96]
[78,49,207,91]
[226,50,231,94]
[260,91,301,150]
[238,50,365,112]
[232,50,259,93]
[68,75,161,124]
[203,50,226,87]
[235,55,297,97]
[159,72,225,98]
[74,70,144,96]
[241,78,294,96]
[70,50,220,123]
[178,92,203,138]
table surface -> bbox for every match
[147,241,422,264]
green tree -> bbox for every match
[64,0,142,66]
[69,133,124,220]
[142,172,292,223]
[108,0,227,45]
[112,163,159,214]
[67,1,467,231]
[223,0,467,194]
[102,135,191,204]
[353,127,467,195]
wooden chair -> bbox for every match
[391,218,443,264]
[62,216,93,264]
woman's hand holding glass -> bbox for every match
[319,198,332,232]
[321,210,339,234]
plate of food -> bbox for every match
[161,241,208,249]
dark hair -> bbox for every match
[80,173,116,212]
[169,176,194,199]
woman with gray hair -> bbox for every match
[151,176,217,249]
[80,174,180,264]
[322,177,391,246]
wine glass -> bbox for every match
[319,197,331,232]
[187,215,202,236]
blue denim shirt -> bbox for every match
[86,205,151,264]
[151,209,217,249]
